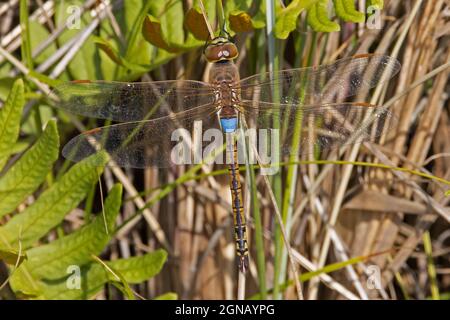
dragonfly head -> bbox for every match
[203,36,238,63]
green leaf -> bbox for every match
[20,0,33,69]
[0,120,59,218]
[0,79,25,171]
[29,21,57,65]
[93,37,150,74]
[154,292,178,300]
[96,30,119,81]
[185,8,211,41]
[124,0,153,61]
[110,280,135,300]
[117,0,169,81]
[10,141,30,155]
[0,152,108,249]
[250,10,267,29]
[143,1,203,54]
[307,0,340,32]
[105,249,167,283]
[367,0,383,9]
[229,11,254,32]
[93,37,124,65]
[21,250,167,300]
[55,0,98,80]
[333,0,365,23]
[21,104,54,137]
[122,0,143,35]
[185,0,217,40]
[275,0,318,39]
[21,184,122,280]
[0,78,15,101]
[0,248,27,265]
[159,0,185,46]
[226,0,266,32]
[92,255,135,300]
[273,0,374,38]
[0,64,13,79]
[142,15,184,53]
[143,15,201,53]
[28,70,62,88]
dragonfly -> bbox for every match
[52,34,400,273]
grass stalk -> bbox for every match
[246,29,268,300]
[20,0,33,70]
[216,0,226,34]
[423,231,440,300]
[265,0,284,300]
[278,31,317,295]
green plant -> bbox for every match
[88,0,376,80]
[0,80,169,299]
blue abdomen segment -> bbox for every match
[220,117,238,133]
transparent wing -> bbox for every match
[238,54,400,105]
[52,80,216,122]
[240,101,396,160]
[62,104,222,168]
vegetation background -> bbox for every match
[0,0,449,300]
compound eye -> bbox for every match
[222,43,238,59]
[204,45,222,62]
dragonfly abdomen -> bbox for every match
[223,127,249,273]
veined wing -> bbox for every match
[238,54,400,106]
[52,80,216,122]
[240,101,396,159]
[62,104,221,168]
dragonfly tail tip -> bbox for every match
[238,256,249,273]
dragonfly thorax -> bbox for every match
[209,61,240,109]
[213,82,239,108]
